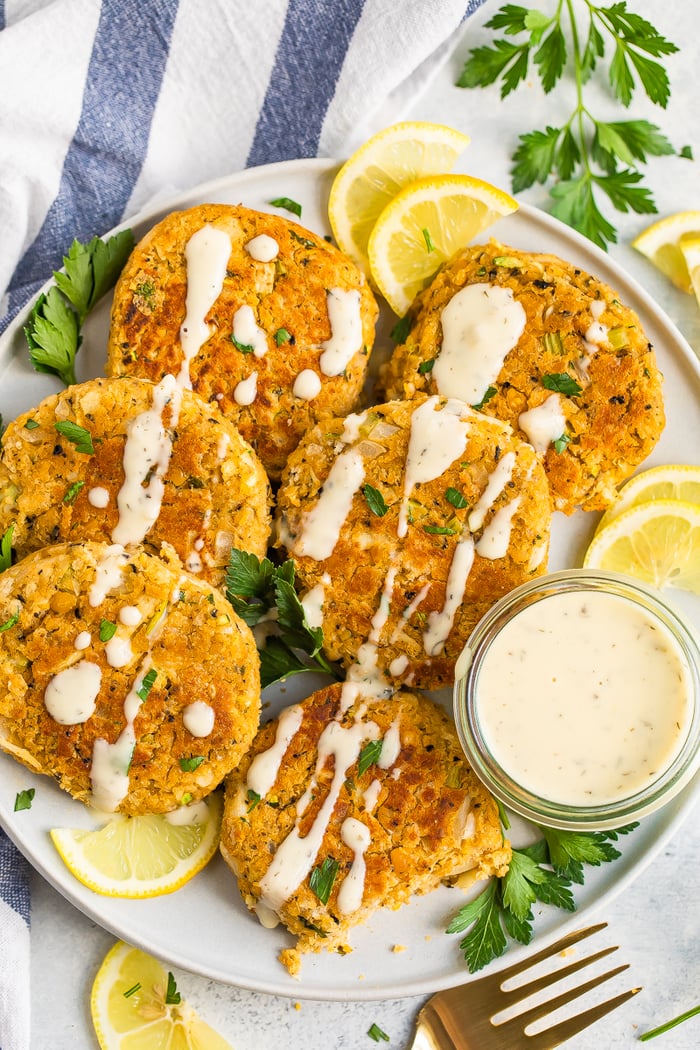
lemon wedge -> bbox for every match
[631,211,700,293]
[91,941,234,1050]
[50,792,222,898]
[367,173,518,316]
[583,499,700,593]
[328,121,471,274]
[596,464,700,533]
[680,234,700,309]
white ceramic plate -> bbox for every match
[1,158,699,1001]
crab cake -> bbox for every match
[0,541,260,814]
[382,241,665,513]
[106,203,379,479]
[274,396,551,691]
[221,683,511,971]
[0,376,271,587]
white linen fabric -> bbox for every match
[0,1,486,1046]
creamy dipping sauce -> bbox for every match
[474,589,693,806]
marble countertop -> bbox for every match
[28,2,700,1047]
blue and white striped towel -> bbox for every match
[0,0,485,1046]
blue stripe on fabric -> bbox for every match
[7,0,180,317]
[0,830,31,927]
[0,2,6,31]
[248,0,367,167]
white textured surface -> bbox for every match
[30,1,700,1046]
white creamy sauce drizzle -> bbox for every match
[119,605,142,627]
[245,234,279,262]
[468,451,516,532]
[233,371,258,406]
[217,432,231,461]
[319,287,363,377]
[362,778,382,814]
[475,498,521,560]
[341,409,367,444]
[74,631,91,651]
[88,486,110,509]
[293,369,322,400]
[44,661,102,724]
[178,223,231,388]
[90,659,153,812]
[300,575,330,629]
[183,700,215,738]
[398,397,470,538]
[423,534,475,656]
[528,542,548,572]
[232,304,268,358]
[247,704,304,799]
[434,284,526,404]
[164,798,209,826]
[584,299,608,348]
[388,653,409,677]
[112,374,181,547]
[475,590,693,805]
[336,817,371,915]
[89,545,129,607]
[391,584,430,642]
[105,634,134,669]
[377,719,401,769]
[519,395,566,454]
[257,717,379,915]
[293,448,365,560]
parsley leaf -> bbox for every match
[457,2,684,248]
[136,667,158,702]
[24,231,133,385]
[179,756,205,772]
[99,619,117,642]
[274,327,291,346]
[367,1022,390,1042]
[165,972,181,1005]
[54,420,94,455]
[542,372,582,397]
[309,856,339,904]
[445,487,468,509]
[14,788,35,812]
[358,739,383,776]
[63,480,85,504]
[269,196,302,217]
[0,525,13,573]
[363,484,388,517]
[447,822,638,973]
[471,385,497,411]
[0,611,19,634]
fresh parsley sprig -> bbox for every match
[225,549,341,689]
[446,821,638,972]
[457,2,691,249]
[24,230,134,386]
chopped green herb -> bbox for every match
[180,793,193,806]
[456,2,685,249]
[471,385,497,411]
[553,433,571,454]
[136,667,158,702]
[309,856,339,905]
[418,357,435,375]
[274,327,291,346]
[423,523,459,536]
[14,788,35,812]
[494,254,521,267]
[363,484,388,517]
[63,480,85,504]
[639,1003,700,1042]
[246,789,261,813]
[23,418,40,430]
[542,331,564,356]
[54,420,94,455]
[542,373,582,397]
[165,972,181,1005]
[231,334,255,354]
[447,822,638,972]
[179,756,205,772]
[445,487,468,509]
[422,227,436,252]
[390,314,412,344]
[358,738,383,776]
[0,525,13,573]
[0,611,19,633]
[367,1023,390,1043]
[99,619,117,642]
[269,196,302,217]
[290,229,316,250]
[24,230,134,385]
[123,982,141,999]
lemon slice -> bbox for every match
[91,941,234,1050]
[680,234,700,309]
[367,173,518,316]
[583,499,700,593]
[631,211,700,293]
[50,793,222,898]
[596,464,700,533]
[328,121,471,274]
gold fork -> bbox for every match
[409,922,641,1049]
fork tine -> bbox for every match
[520,985,642,1050]
[500,962,631,1033]
[495,922,609,984]
[498,945,618,1007]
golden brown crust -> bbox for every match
[274,397,551,690]
[381,241,665,513]
[0,541,260,813]
[106,203,379,479]
[0,377,271,587]
[221,684,511,965]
